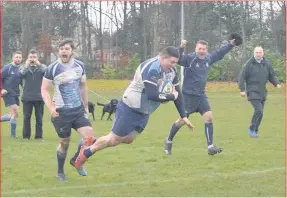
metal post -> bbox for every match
[180,1,184,87]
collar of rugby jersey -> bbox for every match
[11,62,21,67]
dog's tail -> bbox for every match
[97,102,105,106]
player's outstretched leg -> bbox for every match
[75,132,126,168]
[203,111,223,155]
[164,118,186,155]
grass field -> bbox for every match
[1,82,285,197]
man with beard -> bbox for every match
[1,51,23,138]
[41,39,96,182]
[20,49,47,141]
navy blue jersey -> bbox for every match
[1,64,22,96]
[179,43,233,96]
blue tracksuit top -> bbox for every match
[1,63,22,96]
[178,43,233,96]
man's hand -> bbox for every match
[25,59,31,67]
[230,39,236,46]
[181,40,187,48]
[277,84,281,88]
[50,107,59,118]
[240,92,246,97]
[182,117,194,131]
[35,60,41,66]
[1,89,7,96]
[85,107,89,115]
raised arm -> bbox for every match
[19,60,30,76]
[177,40,193,68]
[208,42,234,64]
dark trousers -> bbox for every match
[22,101,44,139]
[249,99,265,132]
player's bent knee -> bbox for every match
[203,111,213,123]
[59,138,70,152]
[122,136,134,144]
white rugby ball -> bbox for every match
[159,80,173,94]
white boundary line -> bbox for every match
[88,89,110,102]
[2,166,284,195]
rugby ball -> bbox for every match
[159,80,173,94]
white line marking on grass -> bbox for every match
[2,166,284,195]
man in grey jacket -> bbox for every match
[239,46,281,138]
[20,49,47,140]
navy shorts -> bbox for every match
[183,93,211,116]
[111,101,149,137]
[51,105,91,138]
[2,94,19,107]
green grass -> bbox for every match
[2,90,285,197]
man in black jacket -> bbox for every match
[239,46,281,138]
[20,49,47,140]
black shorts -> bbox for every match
[2,94,19,107]
[183,93,211,116]
[51,105,92,138]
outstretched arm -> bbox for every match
[208,40,235,64]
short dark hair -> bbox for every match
[28,49,39,56]
[159,46,180,58]
[12,51,22,57]
[58,38,75,49]
[196,40,209,46]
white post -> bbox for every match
[180,1,184,87]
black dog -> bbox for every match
[88,101,96,121]
[97,99,118,121]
